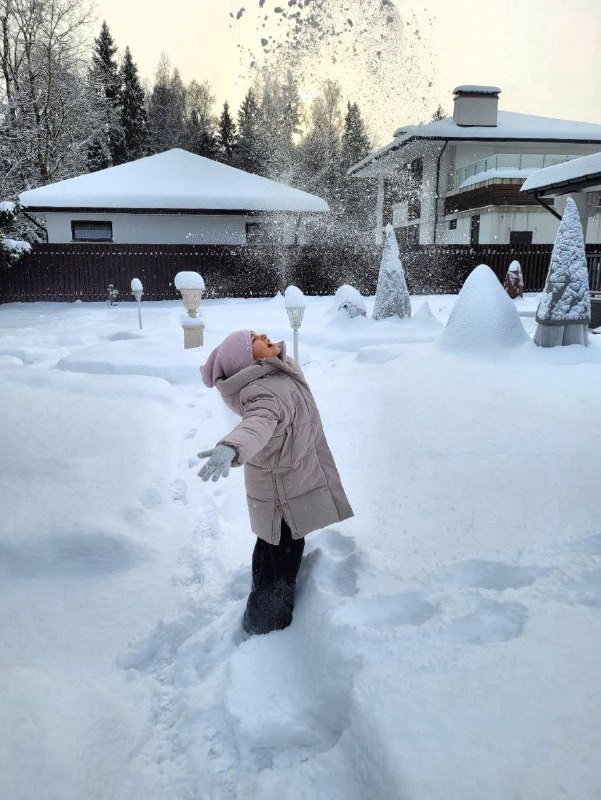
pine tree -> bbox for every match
[534,197,591,347]
[300,80,344,206]
[185,80,218,159]
[234,88,262,174]
[373,224,412,320]
[431,104,446,122]
[148,55,188,153]
[340,101,374,228]
[89,21,123,166]
[86,135,112,172]
[115,47,149,163]
[218,102,237,163]
[0,201,30,269]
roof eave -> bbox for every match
[348,133,601,177]
[521,172,601,195]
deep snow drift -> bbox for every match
[1,293,600,800]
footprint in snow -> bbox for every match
[331,592,438,631]
[563,569,601,607]
[442,598,528,645]
[444,560,549,591]
[184,427,198,440]
[172,479,188,505]
[564,533,601,555]
[298,529,359,599]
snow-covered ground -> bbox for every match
[1,291,600,800]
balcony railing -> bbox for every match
[450,153,579,191]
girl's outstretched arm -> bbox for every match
[218,388,280,465]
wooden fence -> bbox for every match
[1,242,600,303]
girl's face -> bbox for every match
[251,331,281,359]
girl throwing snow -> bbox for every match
[198,330,353,636]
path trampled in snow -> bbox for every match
[1,294,600,800]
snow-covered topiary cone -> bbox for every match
[534,197,591,347]
[372,224,411,321]
[438,264,529,353]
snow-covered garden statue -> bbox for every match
[174,271,205,349]
[0,200,31,269]
[534,197,590,347]
[503,260,524,299]
[335,284,367,319]
[372,224,411,321]
[106,284,119,307]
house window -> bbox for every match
[509,231,533,245]
[449,218,457,230]
[470,215,480,246]
[71,221,113,242]
[246,222,282,245]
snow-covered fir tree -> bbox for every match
[218,102,237,163]
[234,89,262,174]
[340,101,374,228]
[148,55,188,153]
[0,201,30,269]
[372,224,412,321]
[534,197,590,347]
[88,22,124,167]
[300,80,344,205]
[114,47,149,163]
[431,104,447,121]
[185,80,218,159]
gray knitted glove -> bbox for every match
[197,444,237,482]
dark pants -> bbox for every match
[242,520,305,636]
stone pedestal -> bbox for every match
[181,317,204,349]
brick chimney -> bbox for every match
[452,85,501,127]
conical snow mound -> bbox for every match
[372,225,411,320]
[438,265,529,352]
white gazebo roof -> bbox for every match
[349,111,601,177]
[521,151,601,195]
[19,149,329,213]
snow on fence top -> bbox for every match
[174,271,205,291]
[0,200,15,214]
[521,151,601,194]
[348,111,601,177]
[18,149,330,214]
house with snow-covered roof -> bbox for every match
[19,149,329,246]
[348,86,601,247]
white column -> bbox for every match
[419,155,438,245]
[376,176,385,245]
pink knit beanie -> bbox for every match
[200,330,253,387]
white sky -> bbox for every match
[92,0,601,146]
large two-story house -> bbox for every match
[348,86,601,247]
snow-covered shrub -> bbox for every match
[438,264,529,353]
[372,224,411,321]
[534,197,590,347]
[0,200,31,269]
[334,284,366,318]
[504,260,524,299]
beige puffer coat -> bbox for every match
[216,344,353,544]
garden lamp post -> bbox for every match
[131,278,143,329]
[284,284,306,363]
[174,271,205,349]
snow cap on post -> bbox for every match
[372,224,411,321]
[284,284,306,309]
[535,198,590,326]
